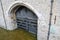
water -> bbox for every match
[0,28,37,40]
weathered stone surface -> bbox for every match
[0,1,5,28]
[50,0,60,40]
[1,0,59,40]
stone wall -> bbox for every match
[0,0,5,28]
[49,0,60,40]
[0,0,60,40]
[0,0,51,40]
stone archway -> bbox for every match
[13,5,37,34]
[6,1,42,40]
[7,1,39,31]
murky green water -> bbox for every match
[0,28,37,40]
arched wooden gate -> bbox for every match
[15,6,37,34]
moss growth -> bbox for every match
[0,28,37,40]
